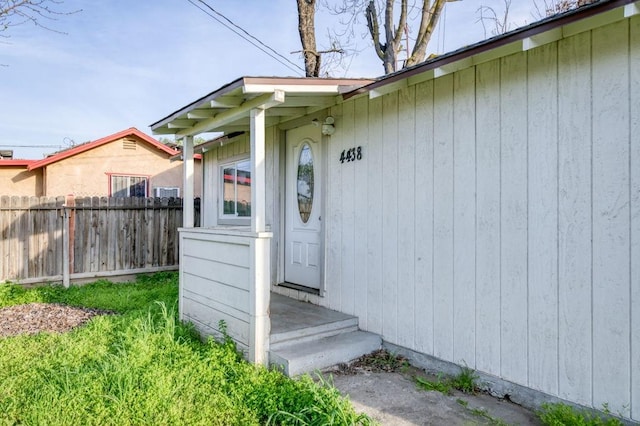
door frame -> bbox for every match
[276,123,328,296]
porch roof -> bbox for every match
[150,76,374,137]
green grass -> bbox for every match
[0,273,372,425]
[538,403,624,426]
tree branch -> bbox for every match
[365,1,385,61]
[0,0,80,36]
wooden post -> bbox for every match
[249,235,271,365]
[183,135,194,228]
[67,195,75,279]
[62,195,72,288]
[248,107,270,365]
[250,108,266,233]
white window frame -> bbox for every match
[218,157,251,225]
[154,187,180,198]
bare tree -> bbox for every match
[0,0,78,36]
[314,0,460,75]
[364,0,461,74]
[296,0,321,77]
[477,0,513,38]
[295,0,346,77]
[533,0,594,18]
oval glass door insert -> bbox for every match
[297,143,314,223]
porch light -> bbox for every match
[321,116,335,136]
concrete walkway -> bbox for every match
[327,366,542,425]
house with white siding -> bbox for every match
[151,0,639,421]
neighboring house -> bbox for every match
[0,160,42,196]
[0,128,201,197]
[151,1,639,422]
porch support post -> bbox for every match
[182,135,194,228]
[250,108,266,233]
[248,107,270,365]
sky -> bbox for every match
[0,0,538,159]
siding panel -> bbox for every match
[527,42,559,394]
[341,100,357,315]
[630,14,640,422]
[475,60,502,376]
[366,97,384,335]
[557,30,593,406]
[381,92,399,342]
[326,104,343,310]
[397,86,417,349]
[433,74,455,362]
[354,97,369,326]
[414,80,435,354]
[182,255,250,292]
[452,68,476,366]
[183,272,250,313]
[591,20,631,415]
[500,52,529,384]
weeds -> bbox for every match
[415,365,478,395]
[350,349,408,373]
[538,403,624,426]
[0,273,370,425]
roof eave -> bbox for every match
[344,0,638,100]
[151,77,374,137]
[27,128,177,171]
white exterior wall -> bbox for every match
[180,229,252,350]
[201,129,281,284]
[180,228,272,362]
[322,18,640,421]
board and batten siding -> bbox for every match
[323,17,639,421]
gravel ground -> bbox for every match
[0,303,112,337]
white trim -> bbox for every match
[218,156,252,224]
[183,135,194,228]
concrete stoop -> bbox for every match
[269,330,382,376]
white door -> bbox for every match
[284,125,322,289]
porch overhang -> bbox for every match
[151,76,373,366]
[149,76,374,137]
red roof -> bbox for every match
[0,159,34,167]
[27,128,178,171]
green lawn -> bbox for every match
[0,273,371,425]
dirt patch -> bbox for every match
[0,303,113,337]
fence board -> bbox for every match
[0,196,193,283]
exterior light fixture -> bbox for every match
[321,116,335,136]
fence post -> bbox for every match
[62,194,75,287]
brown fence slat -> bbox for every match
[0,196,186,283]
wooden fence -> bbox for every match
[0,195,192,285]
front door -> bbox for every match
[284,124,322,289]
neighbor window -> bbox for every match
[154,187,180,198]
[110,175,148,197]
[220,159,251,219]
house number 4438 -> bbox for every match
[339,146,363,164]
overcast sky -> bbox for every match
[0,0,537,159]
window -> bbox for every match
[154,187,180,198]
[220,159,251,219]
[110,175,148,197]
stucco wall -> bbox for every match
[43,135,201,197]
[0,167,43,196]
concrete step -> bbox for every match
[270,316,359,350]
[270,330,382,376]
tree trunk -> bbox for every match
[296,0,320,77]
[405,0,448,68]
